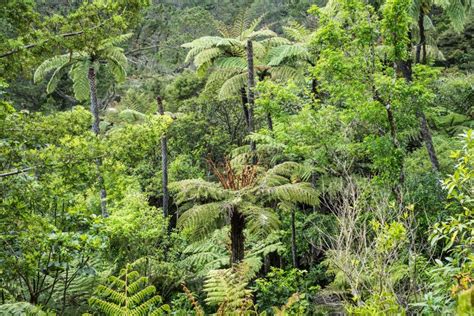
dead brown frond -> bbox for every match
[207,158,257,190]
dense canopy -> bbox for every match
[0,0,473,315]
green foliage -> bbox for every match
[0,302,53,315]
[382,0,412,60]
[89,263,170,315]
[254,268,317,314]
[419,130,474,313]
[1,0,473,314]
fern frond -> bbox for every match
[89,297,124,314]
[170,179,228,204]
[107,56,127,82]
[247,29,277,40]
[241,204,279,237]
[177,202,227,238]
[204,267,251,310]
[0,302,49,315]
[261,36,292,47]
[128,285,159,306]
[244,15,264,36]
[127,277,148,295]
[270,66,304,84]
[194,47,223,69]
[46,64,71,94]
[95,284,127,305]
[268,44,310,66]
[267,182,319,206]
[89,265,166,315]
[283,22,310,42]
[252,40,267,60]
[218,73,248,100]
[34,54,71,83]
[69,60,91,101]
[214,57,247,70]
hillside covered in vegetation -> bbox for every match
[1,0,473,314]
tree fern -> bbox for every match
[35,37,128,102]
[171,160,317,263]
[88,264,170,315]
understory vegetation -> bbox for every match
[1,0,473,315]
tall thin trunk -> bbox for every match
[419,110,440,171]
[157,96,169,218]
[88,67,100,135]
[230,207,245,264]
[266,112,273,131]
[415,11,426,64]
[240,88,250,127]
[399,58,440,172]
[291,209,298,268]
[311,169,317,212]
[246,40,257,165]
[88,66,108,217]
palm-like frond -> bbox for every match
[194,47,223,70]
[241,203,280,237]
[241,15,264,38]
[270,66,304,84]
[283,22,311,42]
[273,182,318,205]
[434,0,473,32]
[107,56,127,82]
[69,60,91,101]
[34,54,72,83]
[46,63,71,94]
[177,201,229,239]
[218,73,248,100]
[181,229,229,275]
[261,36,292,47]
[214,57,247,70]
[247,29,278,40]
[268,44,311,66]
[169,179,229,204]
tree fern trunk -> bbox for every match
[230,207,245,264]
[419,109,440,171]
[157,96,169,218]
[291,209,298,268]
[240,88,250,127]
[88,66,108,217]
[246,40,257,165]
[266,112,273,131]
[415,11,425,64]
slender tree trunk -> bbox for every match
[291,209,298,268]
[157,96,169,218]
[230,207,245,264]
[246,40,257,165]
[415,11,426,64]
[266,112,273,131]
[399,58,440,172]
[88,67,100,135]
[88,66,108,217]
[419,110,440,171]
[240,88,250,127]
[311,169,317,212]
